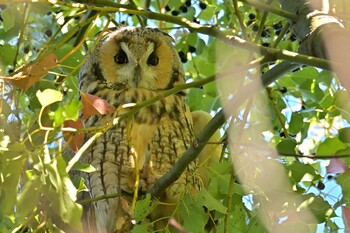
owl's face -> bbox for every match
[94,27,184,91]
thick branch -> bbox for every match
[59,0,334,71]
[279,0,350,91]
[150,108,226,198]
[150,59,295,198]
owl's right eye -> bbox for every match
[114,51,128,64]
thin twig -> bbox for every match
[278,152,350,159]
[238,0,298,21]
[50,0,332,71]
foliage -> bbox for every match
[0,0,350,232]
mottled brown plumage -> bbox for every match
[79,27,198,232]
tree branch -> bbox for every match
[150,108,226,198]
[55,0,334,71]
[150,58,299,198]
[278,152,350,159]
[238,0,298,21]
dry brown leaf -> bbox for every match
[63,119,84,153]
[10,54,58,91]
[81,93,116,119]
[342,206,350,232]
[326,158,349,174]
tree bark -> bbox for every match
[279,0,350,90]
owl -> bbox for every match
[78,26,199,233]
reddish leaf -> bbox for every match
[81,93,116,119]
[326,158,349,174]
[63,119,84,153]
[342,206,350,232]
[10,54,58,91]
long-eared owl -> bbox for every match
[78,26,198,232]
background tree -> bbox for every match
[0,0,350,232]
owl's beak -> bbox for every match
[133,65,142,87]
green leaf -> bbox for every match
[17,178,41,219]
[276,139,297,154]
[36,89,63,107]
[289,67,319,84]
[339,128,350,142]
[299,79,324,102]
[198,5,214,21]
[207,162,233,197]
[55,43,84,67]
[203,81,217,97]
[0,43,16,66]
[196,189,227,214]
[218,194,247,232]
[186,33,198,46]
[186,89,220,112]
[1,5,17,31]
[288,112,303,135]
[246,216,267,233]
[0,144,26,215]
[71,160,96,173]
[298,194,334,223]
[318,70,333,88]
[51,106,64,127]
[334,90,350,109]
[64,99,82,120]
[193,56,216,76]
[316,137,347,156]
[44,157,82,231]
[319,93,333,110]
[286,161,319,183]
[131,224,150,233]
[179,194,208,233]
[134,194,155,222]
[337,173,350,202]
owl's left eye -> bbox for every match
[114,51,128,65]
[147,52,159,66]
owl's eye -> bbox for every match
[147,52,159,66]
[114,51,128,64]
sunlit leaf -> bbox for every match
[316,137,347,156]
[17,178,41,219]
[36,88,63,107]
[298,194,334,223]
[0,144,26,215]
[286,161,319,183]
[64,99,82,120]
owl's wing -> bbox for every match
[191,110,221,187]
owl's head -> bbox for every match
[84,27,185,91]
